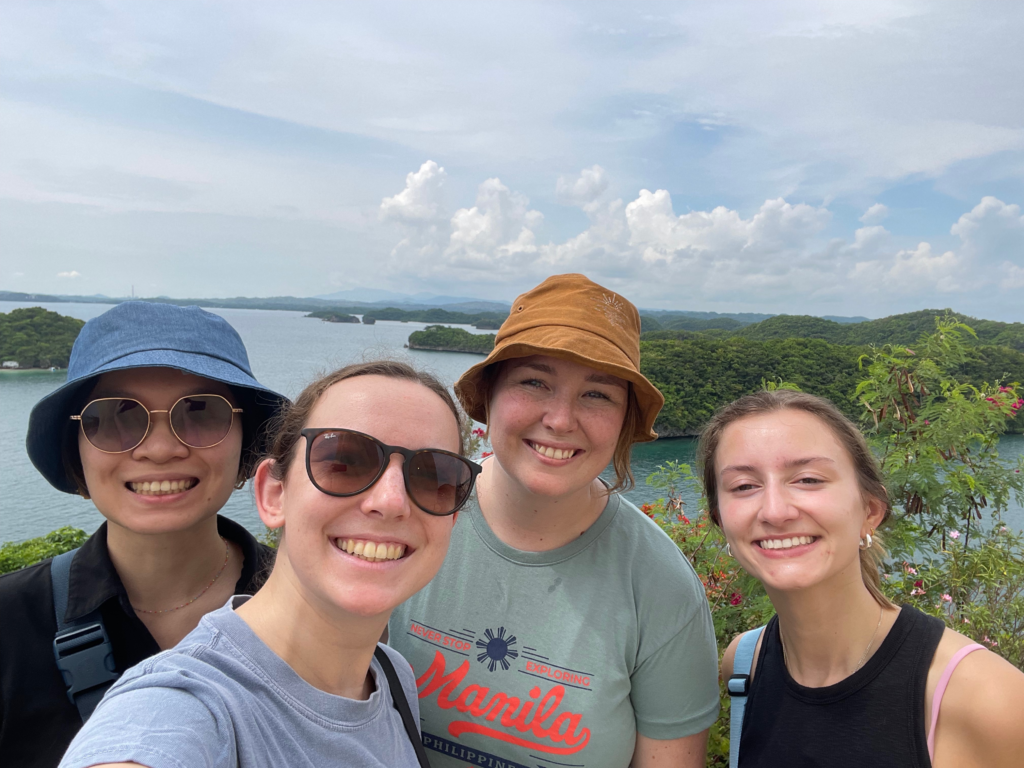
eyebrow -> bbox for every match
[719,456,836,475]
[509,362,626,388]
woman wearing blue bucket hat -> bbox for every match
[0,302,288,768]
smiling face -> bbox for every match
[486,354,628,499]
[714,408,885,595]
[78,367,243,536]
[258,375,460,619]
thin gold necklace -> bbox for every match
[133,537,231,615]
[781,605,884,676]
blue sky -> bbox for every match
[1,1,1023,319]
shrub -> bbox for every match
[0,526,88,575]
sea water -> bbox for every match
[2,301,1021,542]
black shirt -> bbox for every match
[739,605,946,768]
[0,516,274,768]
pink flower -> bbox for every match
[923,420,930,425]
[906,566,918,575]
[962,617,971,624]
[941,594,952,602]
[911,588,925,596]
[948,530,960,540]
[914,580,923,588]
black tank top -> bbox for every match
[740,605,945,768]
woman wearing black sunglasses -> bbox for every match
[59,361,481,768]
[0,302,287,768]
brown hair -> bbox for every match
[697,390,893,608]
[264,360,465,483]
[475,361,641,493]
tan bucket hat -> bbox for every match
[455,273,664,442]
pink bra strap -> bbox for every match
[927,643,985,762]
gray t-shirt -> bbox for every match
[59,597,422,768]
[388,493,720,768]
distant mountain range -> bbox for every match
[0,290,872,325]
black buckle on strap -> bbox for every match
[53,622,118,703]
[727,673,750,696]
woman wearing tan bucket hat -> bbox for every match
[389,274,719,768]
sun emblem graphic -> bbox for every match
[594,293,626,329]
[476,627,519,672]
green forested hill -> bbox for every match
[0,307,84,369]
[640,332,1024,436]
[408,325,495,354]
[733,310,1024,351]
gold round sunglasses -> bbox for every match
[71,395,243,453]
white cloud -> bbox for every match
[445,178,544,270]
[380,160,447,225]
[56,270,80,278]
[860,203,889,225]
[382,162,1023,313]
[950,196,1024,260]
[556,165,609,207]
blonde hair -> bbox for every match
[697,389,893,608]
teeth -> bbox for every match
[531,442,575,460]
[335,538,406,562]
[129,479,196,495]
[759,536,814,550]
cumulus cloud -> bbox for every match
[860,203,889,225]
[445,179,543,270]
[556,165,609,208]
[382,161,1024,310]
[56,270,80,278]
[380,160,447,225]
[950,196,1024,260]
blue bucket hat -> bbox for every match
[27,301,289,494]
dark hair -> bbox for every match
[475,360,641,493]
[696,389,893,608]
[264,360,465,483]
[62,382,257,499]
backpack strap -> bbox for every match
[51,549,120,721]
[727,625,765,768]
[374,645,432,768]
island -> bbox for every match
[407,325,496,355]
[473,319,502,330]
[0,307,84,370]
[362,315,376,325]
[306,311,359,324]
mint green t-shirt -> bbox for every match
[388,493,719,768]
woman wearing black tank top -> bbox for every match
[702,391,1024,768]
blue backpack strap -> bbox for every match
[727,626,765,768]
[51,548,120,721]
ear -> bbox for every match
[452,511,459,525]
[254,458,286,530]
[864,494,887,533]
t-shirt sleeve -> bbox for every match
[628,538,721,740]
[59,685,233,768]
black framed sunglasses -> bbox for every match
[72,395,243,453]
[300,428,482,516]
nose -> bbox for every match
[360,454,412,520]
[540,391,578,434]
[758,477,800,527]
[131,412,189,462]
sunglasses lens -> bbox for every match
[170,396,236,448]
[308,431,384,495]
[80,399,149,452]
[408,451,475,515]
